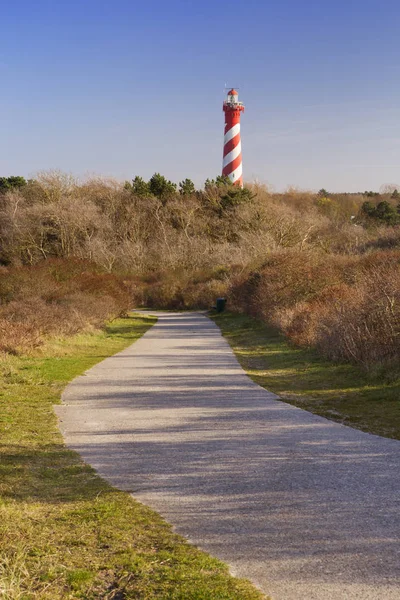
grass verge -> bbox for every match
[213,311,400,440]
[0,313,266,600]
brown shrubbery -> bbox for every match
[0,259,132,354]
[229,250,400,370]
[0,172,399,371]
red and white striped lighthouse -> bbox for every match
[222,88,245,187]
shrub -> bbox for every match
[0,259,133,353]
[229,250,400,371]
[314,259,400,368]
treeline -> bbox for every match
[0,171,399,371]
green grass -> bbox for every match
[213,311,400,440]
[0,314,266,600]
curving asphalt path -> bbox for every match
[56,312,400,600]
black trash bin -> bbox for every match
[216,297,226,313]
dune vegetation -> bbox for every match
[0,171,399,373]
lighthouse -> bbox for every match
[222,88,245,187]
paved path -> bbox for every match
[57,312,400,600]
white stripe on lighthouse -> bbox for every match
[228,162,243,184]
[222,141,242,169]
[223,123,241,145]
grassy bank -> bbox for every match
[213,312,400,440]
[0,314,266,600]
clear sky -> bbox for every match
[1,0,400,191]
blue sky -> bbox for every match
[1,0,400,191]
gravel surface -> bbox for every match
[57,312,400,600]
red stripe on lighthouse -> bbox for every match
[222,152,242,177]
[223,132,241,156]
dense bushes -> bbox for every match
[229,250,400,371]
[0,173,370,272]
[0,171,399,372]
[0,259,132,354]
[361,199,400,225]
